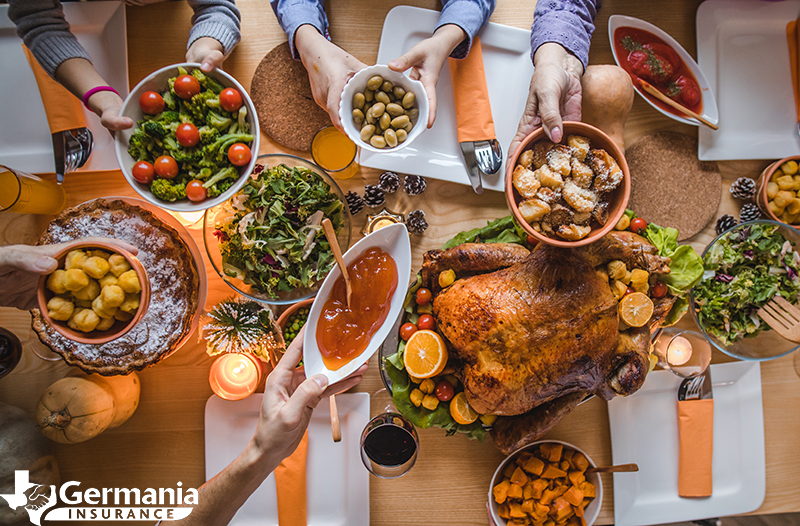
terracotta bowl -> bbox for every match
[277,297,314,344]
[37,242,150,345]
[756,155,800,227]
[505,122,631,247]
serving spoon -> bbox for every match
[585,463,639,475]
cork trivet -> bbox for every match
[250,42,331,151]
[627,132,720,240]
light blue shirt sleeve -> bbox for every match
[531,0,602,70]
[270,0,329,59]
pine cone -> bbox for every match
[378,171,400,194]
[715,214,738,235]
[740,203,762,223]
[406,209,428,234]
[403,174,427,196]
[345,191,365,215]
[730,177,756,200]
[363,185,386,208]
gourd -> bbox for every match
[0,403,60,526]
[581,65,634,151]
[35,372,140,444]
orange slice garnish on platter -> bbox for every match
[619,292,654,328]
[450,392,479,425]
[403,329,448,378]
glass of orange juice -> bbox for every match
[0,165,66,215]
[311,126,359,180]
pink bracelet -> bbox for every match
[82,86,120,109]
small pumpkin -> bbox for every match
[581,65,634,151]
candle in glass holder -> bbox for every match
[667,335,693,366]
[209,353,262,400]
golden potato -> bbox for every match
[562,181,598,213]
[518,149,534,170]
[119,293,140,314]
[512,165,542,199]
[100,285,125,308]
[46,270,69,294]
[92,296,117,319]
[98,274,118,288]
[83,256,110,279]
[777,175,795,191]
[774,190,795,208]
[793,176,800,192]
[518,198,550,223]
[769,200,785,216]
[567,135,590,162]
[767,182,780,199]
[88,250,110,260]
[570,158,594,189]
[771,169,784,183]
[68,308,100,333]
[788,199,800,216]
[535,164,563,189]
[47,296,74,321]
[108,254,131,277]
[556,224,591,241]
[115,310,134,322]
[64,250,88,270]
[96,316,116,331]
[73,279,100,301]
[546,145,572,176]
[117,270,141,294]
[63,269,89,291]
[781,160,798,175]
[532,141,554,169]
[781,210,799,225]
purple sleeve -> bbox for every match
[435,0,496,59]
[270,0,329,59]
[531,0,602,70]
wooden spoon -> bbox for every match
[636,79,719,131]
[585,463,639,475]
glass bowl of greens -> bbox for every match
[690,220,800,361]
[203,154,351,305]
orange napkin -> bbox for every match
[677,399,714,498]
[786,20,800,121]
[449,37,496,143]
[22,44,86,134]
[274,431,308,526]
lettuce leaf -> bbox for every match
[441,216,525,249]
[644,223,704,295]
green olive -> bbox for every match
[381,80,393,93]
[379,112,391,130]
[407,108,419,121]
[391,115,410,129]
[393,86,406,99]
[370,135,387,149]
[366,112,376,125]
[402,91,416,109]
[369,102,386,119]
[396,129,408,143]
[352,92,365,110]
[352,108,365,124]
[403,122,414,133]
[385,129,398,148]
[386,103,404,118]
[375,91,391,105]
[360,124,376,142]
[366,75,384,91]
[364,89,374,102]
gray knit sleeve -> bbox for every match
[7,0,92,78]
[187,0,242,56]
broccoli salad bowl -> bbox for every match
[115,63,260,212]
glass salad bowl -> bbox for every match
[690,220,800,361]
[203,153,351,306]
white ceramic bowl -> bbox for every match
[608,15,719,128]
[115,63,260,212]
[339,65,428,154]
[303,223,411,384]
[488,440,603,526]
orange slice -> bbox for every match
[403,329,448,379]
[619,292,654,328]
[450,392,479,425]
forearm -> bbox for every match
[437,0,495,58]
[533,42,584,78]
[531,0,601,70]
[53,58,119,117]
[187,0,241,55]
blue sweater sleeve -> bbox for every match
[436,0,496,59]
[531,0,602,70]
[270,0,329,59]
[187,0,242,56]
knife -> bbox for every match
[459,141,484,194]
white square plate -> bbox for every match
[361,6,534,192]
[0,1,128,174]
[205,392,370,526]
[608,361,765,526]
[697,0,800,160]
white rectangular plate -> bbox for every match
[362,6,534,192]
[697,0,800,160]
[608,361,765,526]
[205,392,370,526]
[0,2,128,174]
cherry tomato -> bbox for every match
[227,143,252,167]
[416,288,432,306]
[131,160,154,184]
[435,380,455,402]
[527,234,539,247]
[625,286,635,297]
[652,281,668,299]
[186,180,208,202]
[139,91,164,115]
[400,322,417,341]
[153,155,178,179]
[417,314,435,331]
[219,87,243,112]
[630,217,648,235]
[174,74,201,100]
[176,122,200,147]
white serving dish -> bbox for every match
[608,15,719,128]
[115,63,260,212]
[303,223,411,385]
[339,64,429,153]
[0,1,128,174]
[205,392,370,526]
[697,0,800,161]
[488,440,603,526]
[608,361,765,526]
[363,6,534,192]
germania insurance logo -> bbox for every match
[0,471,198,524]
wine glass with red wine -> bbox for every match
[360,389,419,478]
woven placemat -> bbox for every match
[250,41,331,151]
[627,131,721,241]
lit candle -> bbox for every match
[209,353,262,400]
[667,336,693,366]
[169,210,205,229]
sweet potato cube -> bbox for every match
[523,482,536,500]
[562,448,574,463]
[568,470,585,487]
[543,521,555,526]
[498,503,511,519]
[574,503,585,518]
[559,460,570,471]
[551,497,574,521]
[516,452,534,467]
[541,464,568,479]
[521,499,536,514]
[568,516,582,526]
[531,478,548,499]
[509,502,526,519]
[534,501,550,518]
[509,521,528,526]
[538,443,552,459]
[540,488,558,505]
[553,484,568,497]
[503,462,517,478]
[570,452,589,471]
[547,444,563,462]
[493,479,511,504]
[508,483,524,500]
[563,486,584,507]
[579,481,596,498]
[511,466,529,487]
[522,456,545,476]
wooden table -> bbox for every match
[1,0,799,524]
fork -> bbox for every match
[681,375,705,401]
[757,295,800,343]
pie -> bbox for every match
[31,199,200,375]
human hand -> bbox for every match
[295,25,367,131]
[187,37,226,73]
[251,327,368,465]
[508,43,584,160]
[0,237,139,310]
[388,24,466,128]
[87,90,134,133]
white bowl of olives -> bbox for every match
[339,65,428,153]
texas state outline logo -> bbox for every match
[0,471,57,525]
